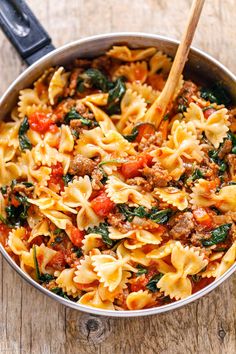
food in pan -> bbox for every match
[0,46,236,311]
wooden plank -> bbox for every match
[0,1,235,353]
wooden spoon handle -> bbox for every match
[144,0,205,128]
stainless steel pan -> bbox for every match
[0,0,235,317]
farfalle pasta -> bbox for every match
[0,45,235,311]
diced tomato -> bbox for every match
[203,108,216,119]
[48,124,60,134]
[147,74,166,91]
[91,191,115,217]
[193,208,213,228]
[48,250,66,270]
[121,153,152,179]
[48,162,64,192]
[69,226,85,247]
[0,223,10,246]
[51,162,64,177]
[134,123,156,143]
[192,277,215,293]
[10,196,20,208]
[28,111,56,134]
[121,160,143,178]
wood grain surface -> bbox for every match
[0,1,235,353]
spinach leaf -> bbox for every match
[1,186,7,195]
[136,265,148,276]
[118,205,148,222]
[74,248,83,258]
[149,208,172,224]
[18,117,32,151]
[200,83,231,105]
[33,246,41,281]
[82,68,110,92]
[201,223,232,247]
[33,246,55,283]
[62,173,74,186]
[5,195,29,226]
[40,273,54,283]
[118,205,172,224]
[208,148,228,175]
[191,169,204,181]
[177,104,187,113]
[123,126,139,142]
[87,222,113,247]
[106,77,126,115]
[64,108,92,126]
[51,287,70,300]
[191,274,202,283]
[21,182,34,188]
[163,114,169,121]
[227,132,236,154]
[146,274,163,292]
[98,166,108,184]
[54,228,63,235]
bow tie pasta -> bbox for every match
[1,45,235,311]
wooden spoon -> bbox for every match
[144,0,205,128]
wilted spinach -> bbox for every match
[136,265,148,276]
[106,77,126,115]
[33,246,55,283]
[201,223,232,247]
[177,104,187,113]
[118,205,148,222]
[118,205,172,224]
[18,117,32,151]
[149,208,172,224]
[87,222,113,247]
[146,274,163,292]
[5,194,29,226]
[64,108,93,126]
[123,126,139,142]
[62,173,74,186]
[208,147,228,175]
[78,68,110,92]
[51,287,70,300]
[227,132,236,154]
[200,83,231,105]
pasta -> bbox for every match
[0,45,235,311]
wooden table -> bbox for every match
[0,1,235,353]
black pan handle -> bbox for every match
[0,0,55,65]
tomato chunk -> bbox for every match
[10,196,20,208]
[28,111,55,134]
[91,191,115,217]
[193,208,213,228]
[48,162,64,191]
[70,226,85,247]
[203,108,216,119]
[121,153,152,179]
